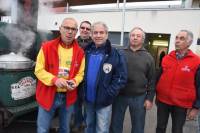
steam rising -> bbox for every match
[0,0,55,58]
[0,25,35,56]
[0,0,36,58]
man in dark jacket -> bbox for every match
[110,27,156,133]
[84,21,127,133]
[77,21,92,49]
[72,20,92,133]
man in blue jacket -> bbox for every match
[84,21,127,133]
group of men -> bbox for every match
[34,17,200,133]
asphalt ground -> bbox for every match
[0,105,198,133]
[124,105,198,133]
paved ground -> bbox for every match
[1,104,198,133]
[123,104,198,133]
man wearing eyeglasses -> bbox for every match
[156,30,200,133]
[77,21,92,49]
[71,21,92,133]
[34,17,85,133]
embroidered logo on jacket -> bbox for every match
[103,63,112,73]
[181,65,191,72]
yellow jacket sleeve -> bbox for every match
[73,57,85,86]
[34,49,55,86]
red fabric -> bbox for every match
[36,37,84,111]
[51,77,58,84]
[156,50,200,108]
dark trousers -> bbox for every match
[73,84,85,128]
[156,101,187,133]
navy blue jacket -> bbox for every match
[84,40,127,109]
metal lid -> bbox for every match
[0,52,31,62]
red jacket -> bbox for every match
[36,37,84,111]
[156,50,200,108]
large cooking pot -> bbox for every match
[0,52,35,70]
[0,52,36,106]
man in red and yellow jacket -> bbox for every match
[34,18,85,133]
[156,30,200,133]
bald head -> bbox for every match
[59,17,78,45]
[61,18,78,28]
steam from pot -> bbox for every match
[0,0,56,58]
[0,0,37,57]
[0,25,35,57]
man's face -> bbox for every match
[59,19,77,45]
[175,31,190,51]
[129,29,144,48]
[79,22,91,39]
[92,24,108,47]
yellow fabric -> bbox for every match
[34,43,85,92]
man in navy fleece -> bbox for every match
[84,21,127,133]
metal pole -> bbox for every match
[66,1,69,13]
[117,0,119,9]
[11,0,18,24]
[120,0,126,46]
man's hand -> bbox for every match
[66,79,77,91]
[144,100,153,110]
[187,108,199,120]
[54,78,68,88]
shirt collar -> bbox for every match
[175,50,188,59]
[60,40,73,49]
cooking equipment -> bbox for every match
[0,52,34,70]
[0,52,36,107]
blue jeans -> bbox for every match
[85,102,112,133]
[37,93,74,133]
[110,94,146,133]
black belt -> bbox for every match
[56,92,66,95]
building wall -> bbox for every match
[37,9,200,52]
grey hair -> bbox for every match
[91,21,108,33]
[61,17,78,28]
[180,30,193,45]
[129,27,146,43]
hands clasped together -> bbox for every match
[54,78,77,91]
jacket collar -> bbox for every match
[169,49,195,59]
[77,36,92,43]
[85,39,112,55]
[53,36,79,49]
[125,46,146,52]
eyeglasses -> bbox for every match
[61,26,77,32]
[80,26,91,31]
